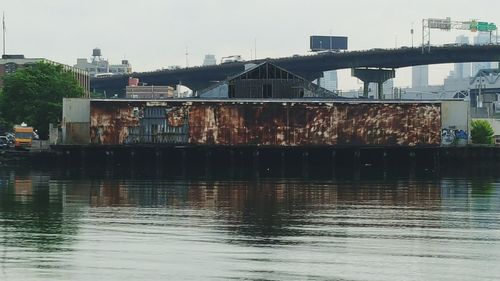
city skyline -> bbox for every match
[2,0,500,90]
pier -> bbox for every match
[21,96,489,179]
[3,145,499,179]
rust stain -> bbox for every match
[167,106,187,127]
[90,101,141,144]
[90,101,441,146]
[188,102,441,146]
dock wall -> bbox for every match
[41,145,500,178]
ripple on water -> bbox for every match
[0,173,500,280]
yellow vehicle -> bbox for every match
[14,123,34,149]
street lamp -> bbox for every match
[411,25,414,48]
[476,78,484,108]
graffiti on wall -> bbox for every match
[441,128,468,146]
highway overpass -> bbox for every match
[91,45,500,96]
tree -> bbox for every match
[0,62,84,138]
[0,115,9,135]
[471,119,495,145]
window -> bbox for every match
[4,63,18,74]
[229,85,236,98]
[268,64,276,79]
[263,84,272,98]
[15,132,32,139]
[247,68,259,79]
[260,65,267,79]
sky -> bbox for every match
[3,0,500,90]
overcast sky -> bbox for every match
[3,0,500,90]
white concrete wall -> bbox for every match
[63,98,90,123]
[62,98,90,144]
[441,100,470,145]
[441,100,469,130]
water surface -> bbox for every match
[1,168,499,280]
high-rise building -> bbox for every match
[472,32,495,75]
[203,54,217,66]
[315,70,338,92]
[454,35,471,79]
[369,79,394,99]
[412,65,428,89]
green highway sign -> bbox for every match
[470,21,497,32]
[478,22,489,32]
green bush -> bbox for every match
[471,120,494,144]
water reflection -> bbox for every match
[0,171,79,251]
[0,168,499,280]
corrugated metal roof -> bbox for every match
[90,98,446,104]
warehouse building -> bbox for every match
[199,61,335,99]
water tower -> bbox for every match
[92,47,103,63]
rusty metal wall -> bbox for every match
[90,101,189,145]
[188,103,441,146]
[90,101,140,144]
[90,100,441,146]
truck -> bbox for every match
[221,55,243,64]
[14,123,34,149]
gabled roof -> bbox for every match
[198,61,336,98]
[228,61,312,83]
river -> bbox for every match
[0,167,499,280]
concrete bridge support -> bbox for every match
[351,68,395,99]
